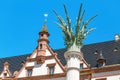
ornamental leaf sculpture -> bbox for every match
[53,4,97,52]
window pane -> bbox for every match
[28,69,32,77]
[49,67,54,75]
[80,64,83,69]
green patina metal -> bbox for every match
[53,4,97,52]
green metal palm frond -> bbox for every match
[81,14,98,34]
[63,4,73,41]
[53,3,97,51]
[76,3,82,36]
[84,28,95,37]
[53,9,73,48]
[63,4,71,30]
[75,4,85,46]
[86,14,98,26]
[53,10,67,30]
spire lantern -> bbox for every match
[39,13,50,36]
[39,24,50,37]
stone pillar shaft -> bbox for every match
[64,51,82,80]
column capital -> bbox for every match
[64,51,83,60]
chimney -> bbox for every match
[115,34,120,41]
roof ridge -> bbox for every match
[83,40,115,46]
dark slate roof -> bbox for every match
[1,40,120,74]
[82,40,120,68]
[55,40,120,68]
[0,54,30,75]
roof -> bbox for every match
[0,40,120,74]
[0,54,30,75]
[39,24,49,35]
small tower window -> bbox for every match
[27,69,32,77]
[41,34,43,37]
[40,44,42,49]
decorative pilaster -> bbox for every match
[64,51,83,80]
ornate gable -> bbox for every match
[0,62,12,79]
[16,45,65,78]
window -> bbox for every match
[41,34,43,37]
[25,66,34,77]
[80,63,83,69]
[47,63,56,75]
[40,44,42,49]
[4,73,7,78]
[99,62,105,68]
[27,69,32,77]
[114,47,118,52]
[49,66,55,75]
[99,63,103,67]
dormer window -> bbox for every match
[94,50,98,54]
[96,53,106,68]
[40,44,42,49]
[25,66,34,77]
[4,73,7,78]
[98,62,105,68]
[28,69,32,77]
[114,47,118,52]
[49,66,55,75]
[47,63,56,75]
[80,63,83,69]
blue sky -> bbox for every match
[0,0,120,58]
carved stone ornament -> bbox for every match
[36,56,45,64]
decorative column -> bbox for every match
[53,3,96,80]
[64,51,83,80]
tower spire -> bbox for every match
[36,14,50,64]
[39,13,49,36]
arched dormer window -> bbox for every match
[96,53,106,68]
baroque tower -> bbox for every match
[36,22,50,64]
